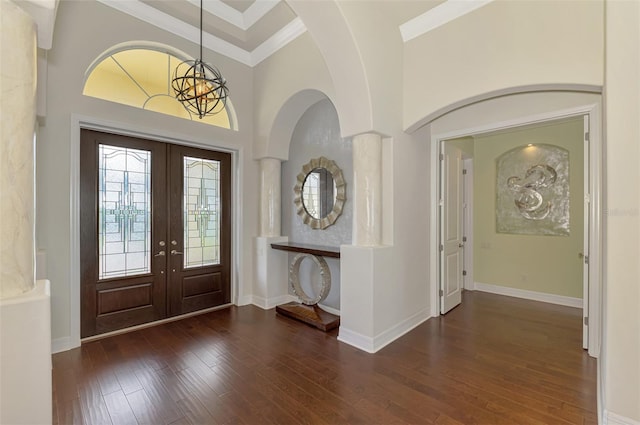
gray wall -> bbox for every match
[281,99,352,311]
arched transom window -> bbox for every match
[83,45,235,130]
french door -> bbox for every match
[80,130,231,338]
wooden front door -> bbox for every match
[167,144,231,316]
[80,130,231,338]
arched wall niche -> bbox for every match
[261,89,340,161]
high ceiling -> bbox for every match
[97,0,304,66]
[96,0,447,67]
[137,0,296,52]
[23,0,473,66]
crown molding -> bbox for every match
[189,0,243,28]
[187,0,279,31]
[97,0,252,64]
[97,0,305,67]
[250,17,306,66]
[400,0,494,43]
[243,1,280,29]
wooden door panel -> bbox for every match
[80,130,168,338]
[96,282,153,315]
[182,273,222,298]
[168,145,231,316]
[81,130,232,337]
[179,272,224,314]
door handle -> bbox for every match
[171,249,183,255]
[458,243,464,248]
[154,250,165,257]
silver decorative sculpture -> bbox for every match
[496,144,570,236]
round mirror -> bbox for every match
[302,167,336,220]
[294,157,346,229]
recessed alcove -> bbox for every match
[280,98,352,314]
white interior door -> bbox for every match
[440,142,464,314]
[463,159,474,290]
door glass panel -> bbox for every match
[184,156,221,268]
[98,144,151,279]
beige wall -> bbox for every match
[285,1,373,138]
[252,32,335,160]
[26,0,640,420]
[37,0,258,345]
[404,0,604,131]
[447,137,474,158]
[472,118,584,298]
[603,0,640,421]
[331,1,404,137]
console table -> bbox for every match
[270,242,340,331]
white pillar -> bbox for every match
[0,4,51,425]
[259,157,281,237]
[0,0,37,298]
[254,157,287,308]
[352,133,382,246]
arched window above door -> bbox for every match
[83,43,236,130]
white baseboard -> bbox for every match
[338,308,430,353]
[473,281,583,308]
[605,411,640,425]
[338,327,375,352]
[317,303,340,316]
[250,294,296,310]
[249,294,342,315]
[52,336,76,354]
[236,295,253,306]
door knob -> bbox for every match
[171,249,183,255]
[154,250,165,257]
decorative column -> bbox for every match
[352,133,382,246]
[254,157,288,308]
[259,157,281,237]
[0,0,37,298]
[0,3,52,425]
[339,132,393,353]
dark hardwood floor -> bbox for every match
[52,291,597,424]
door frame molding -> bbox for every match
[462,158,474,291]
[429,102,602,358]
[67,114,244,351]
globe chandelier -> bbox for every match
[172,0,228,119]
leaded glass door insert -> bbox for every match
[81,130,232,337]
[184,156,221,268]
[81,130,168,338]
[169,145,231,317]
[98,145,151,279]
